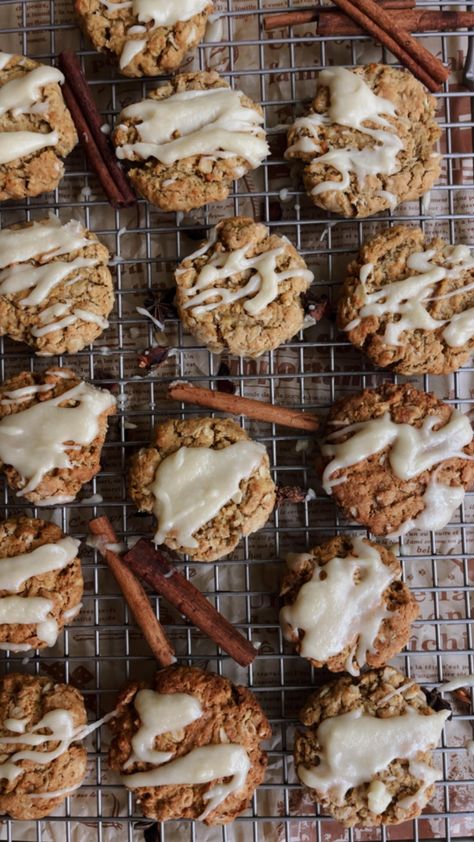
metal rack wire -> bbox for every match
[0,0,473,840]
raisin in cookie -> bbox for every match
[320,383,474,538]
[295,666,449,826]
[108,665,271,824]
[129,416,276,561]
[0,367,116,506]
[280,535,418,674]
[113,71,268,212]
[339,225,474,375]
[0,52,77,201]
[0,216,114,356]
[286,64,441,218]
[0,517,83,652]
[175,217,314,357]
[75,0,214,78]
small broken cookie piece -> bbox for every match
[0,517,83,652]
[339,225,474,375]
[108,665,271,824]
[129,416,276,561]
[0,52,77,201]
[0,367,116,506]
[295,666,449,826]
[175,216,314,357]
[286,64,441,218]
[0,216,114,356]
[0,672,87,819]
[75,0,214,78]
[113,71,269,212]
[280,535,418,674]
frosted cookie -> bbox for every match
[0,52,77,202]
[0,517,82,652]
[75,0,214,78]
[286,65,441,218]
[295,666,449,826]
[320,383,474,539]
[280,535,418,675]
[339,225,474,375]
[0,672,87,819]
[0,367,116,506]
[129,416,276,561]
[113,71,268,212]
[0,216,114,356]
[108,665,271,824]
[175,217,314,357]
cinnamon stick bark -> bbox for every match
[319,9,474,37]
[123,540,258,668]
[264,0,414,31]
[167,381,320,432]
[89,517,175,667]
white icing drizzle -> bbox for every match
[298,707,449,806]
[0,381,116,496]
[0,641,32,652]
[0,53,13,71]
[367,780,392,814]
[120,39,147,69]
[386,479,465,539]
[181,227,313,317]
[0,65,64,117]
[125,689,203,768]
[279,537,395,675]
[31,306,109,337]
[0,217,90,270]
[0,596,57,645]
[439,674,474,692]
[150,440,267,547]
[286,67,403,201]
[0,383,55,405]
[349,246,474,347]
[0,536,79,591]
[4,717,29,733]
[0,709,76,782]
[0,131,59,165]
[115,88,268,169]
[0,257,98,307]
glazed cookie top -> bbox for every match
[295,667,449,826]
[320,383,474,538]
[280,535,418,674]
[0,367,116,506]
[108,665,271,824]
[286,65,441,218]
[0,216,113,356]
[339,225,474,375]
[0,517,82,652]
[175,217,314,357]
[76,0,214,77]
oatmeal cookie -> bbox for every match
[108,665,271,824]
[280,535,418,674]
[0,672,87,819]
[338,225,474,375]
[0,216,114,356]
[129,416,276,561]
[0,52,77,201]
[113,71,268,212]
[75,0,214,78]
[320,383,474,538]
[286,64,441,218]
[0,367,116,506]
[175,217,314,357]
[295,666,449,826]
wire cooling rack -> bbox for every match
[0,1,473,840]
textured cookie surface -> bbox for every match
[0,53,77,201]
[108,665,271,824]
[0,517,83,650]
[75,0,213,77]
[338,225,474,375]
[175,217,313,357]
[0,673,87,819]
[295,666,445,826]
[113,71,268,212]
[286,64,441,218]
[129,416,276,561]
[280,535,418,673]
[0,217,114,356]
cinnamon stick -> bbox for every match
[89,517,175,667]
[58,52,136,208]
[264,0,414,30]
[167,381,320,432]
[123,539,258,668]
[330,0,449,91]
[319,9,474,37]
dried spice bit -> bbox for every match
[143,287,178,324]
[216,361,236,395]
[423,687,453,717]
[138,346,170,370]
[453,687,472,707]
[276,485,308,506]
[302,292,332,322]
